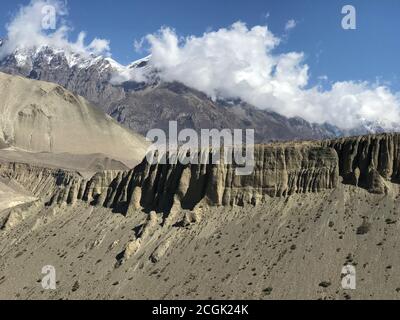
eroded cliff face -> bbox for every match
[0,162,80,202]
[125,145,339,215]
[0,162,126,209]
[0,144,340,216]
[1,134,400,218]
[325,133,400,194]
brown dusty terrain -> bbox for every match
[0,133,400,300]
[0,184,399,300]
[0,72,149,168]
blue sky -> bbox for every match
[1,0,399,89]
[1,0,400,130]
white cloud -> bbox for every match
[285,19,297,31]
[0,0,110,59]
[86,38,110,55]
[1,2,399,131]
[123,21,400,130]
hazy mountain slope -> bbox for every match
[0,46,339,142]
[109,81,337,141]
[0,72,148,168]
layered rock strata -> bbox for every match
[325,133,400,194]
[1,134,399,215]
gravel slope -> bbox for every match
[1,183,399,300]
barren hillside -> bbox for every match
[0,134,399,300]
[0,72,149,168]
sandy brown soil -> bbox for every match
[1,182,399,300]
[0,72,149,168]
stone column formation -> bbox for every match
[1,133,399,215]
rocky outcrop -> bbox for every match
[2,134,400,216]
[80,133,400,213]
[325,133,400,194]
[0,162,81,202]
[0,161,128,208]
[37,144,338,214]
[0,144,339,215]
[124,145,339,214]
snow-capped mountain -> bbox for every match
[0,40,343,142]
[0,40,153,110]
[0,39,149,74]
[342,120,400,137]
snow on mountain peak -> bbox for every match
[109,55,153,84]
[0,38,154,82]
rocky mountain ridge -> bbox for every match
[0,43,340,142]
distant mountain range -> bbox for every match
[0,41,395,142]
